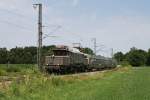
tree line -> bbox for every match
[114,47,150,66]
[1,45,149,67]
[0,45,94,64]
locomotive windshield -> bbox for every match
[53,50,68,56]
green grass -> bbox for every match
[0,66,150,100]
[0,64,39,76]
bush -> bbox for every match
[114,52,125,64]
[126,49,147,66]
[146,49,150,66]
[5,66,21,73]
[146,56,150,66]
[0,91,6,99]
[0,69,6,76]
[120,60,130,67]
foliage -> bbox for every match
[80,47,94,55]
[0,45,56,64]
[114,47,150,67]
[42,45,56,56]
[5,66,21,73]
[0,64,39,76]
[114,52,124,64]
[41,45,56,64]
[126,48,147,66]
[1,67,150,100]
[0,45,93,64]
[0,45,150,67]
[8,47,37,64]
[0,69,6,76]
[146,49,150,66]
[0,48,8,64]
[120,60,130,67]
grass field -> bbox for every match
[0,64,38,76]
[0,65,150,100]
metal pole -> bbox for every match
[93,38,97,55]
[39,4,42,71]
[33,4,43,71]
[111,48,114,58]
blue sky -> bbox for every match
[0,0,150,56]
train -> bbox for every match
[44,45,117,74]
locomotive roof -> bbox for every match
[54,45,92,57]
[95,55,112,60]
[54,46,84,54]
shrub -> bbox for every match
[114,52,125,64]
[0,69,6,76]
[120,60,130,67]
[5,66,21,73]
[0,91,6,99]
[146,49,150,66]
[126,49,147,66]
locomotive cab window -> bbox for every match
[53,50,68,56]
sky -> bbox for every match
[0,0,150,56]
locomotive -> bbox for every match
[44,45,117,73]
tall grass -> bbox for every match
[1,74,68,100]
[0,64,39,76]
[1,66,150,100]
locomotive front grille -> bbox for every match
[45,56,70,66]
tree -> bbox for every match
[24,47,37,64]
[0,48,8,64]
[7,45,56,64]
[9,47,25,64]
[41,45,56,64]
[126,48,147,66]
[42,45,56,56]
[114,52,124,64]
[146,49,150,66]
[80,47,94,55]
